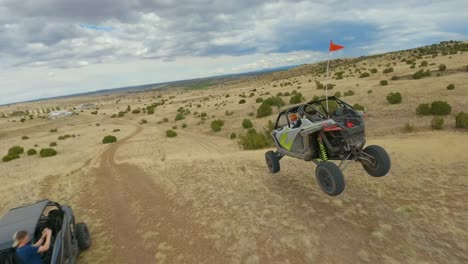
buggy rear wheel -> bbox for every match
[361,145,391,177]
[76,222,91,250]
[265,151,280,173]
[315,162,345,196]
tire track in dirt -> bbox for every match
[90,123,225,263]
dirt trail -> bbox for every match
[90,124,225,263]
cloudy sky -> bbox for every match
[1,0,467,104]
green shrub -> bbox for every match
[21,136,29,140]
[239,99,246,104]
[102,135,117,144]
[118,111,125,117]
[172,125,177,129]
[8,146,24,155]
[367,90,373,94]
[383,67,394,74]
[370,68,378,73]
[276,92,283,96]
[111,114,117,118]
[359,72,370,78]
[39,148,57,157]
[230,132,237,139]
[430,101,451,115]
[416,103,431,115]
[420,60,428,67]
[455,112,468,128]
[403,122,414,133]
[431,117,444,130]
[334,92,341,98]
[438,64,447,71]
[242,119,253,129]
[50,129,58,133]
[315,80,324,89]
[391,75,399,80]
[147,108,155,114]
[166,130,177,137]
[380,80,388,86]
[386,92,402,104]
[132,109,141,114]
[182,123,187,128]
[256,97,263,103]
[140,119,148,124]
[113,129,121,132]
[210,119,224,132]
[289,93,304,104]
[2,154,20,162]
[263,96,285,108]
[27,149,37,155]
[353,103,365,111]
[238,128,271,150]
[412,69,431,79]
[344,90,355,97]
[446,83,455,90]
[175,113,185,121]
[256,103,273,118]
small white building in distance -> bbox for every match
[48,110,73,120]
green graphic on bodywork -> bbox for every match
[279,130,293,151]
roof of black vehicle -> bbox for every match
[0,200,49,250]
[279,96,340,115]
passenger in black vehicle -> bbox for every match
[12,229,52,264]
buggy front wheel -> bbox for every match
[315,162,345,196]
[265,151,280,173]
[361,145,391,177]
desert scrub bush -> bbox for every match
[210,119,224,132]
[242,119,253,129]
[383,67,394,74]
[289,93,304,104]
[102,135,117,144]
[386,92,402,104]
[225,110,234,116]
[110,114,117,118]
[8,146,24,155]
[370,68,378,73]
[438,64,447,71]
[353,103,365,111]
[263,96,285,108]
[118,111,126,117]
[27,149,37,155]
[175,113,185,121]
[21,136,29,140]
[50,128,58,133]
[431,117,444,130]
[256,97,263,103]
[166,130,177,138]
[132,109,141,114]
[403,122,414,133]
[359,72,370,78]
[416,103,431,115]
[334,91,341,98]
[367,90,373,94]
[420,60,428,67]
[147,107,155,114]
[276,92,283,96]
[256,103,273,118]
[315,80,324,90]
[391,75,399,80]
[455,112,468,128]
[430,101,451,115]
[113,129,120,132]
[239,99,246,104]
[238,128,271,150]
[380,80,388,86]
[343,90,355,97]
[446,83,455,90]
[412,69,431,79]
[140,119,148,124]
[182,123,187,128]
[2,154,20,162]
[39,148,57,157]
[230,132,237,139]
[172,125,178,129]
[58,134,72,140]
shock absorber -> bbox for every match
[317,135,328,161]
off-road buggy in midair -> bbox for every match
[0,199,91,264]
[265,96,391,196]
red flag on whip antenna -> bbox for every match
[329,40,344,52]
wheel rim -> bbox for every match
[317,168,335,193]
[266,156,273,170]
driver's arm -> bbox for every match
[37,229,52,253]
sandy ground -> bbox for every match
[1,49,467,263]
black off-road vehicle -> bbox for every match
[265,96,391,196]
[0,199,91,264]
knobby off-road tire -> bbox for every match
[76,222,91,250]
[362,145,391,177]
[265,151,280,173]
[315,162,345,196]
